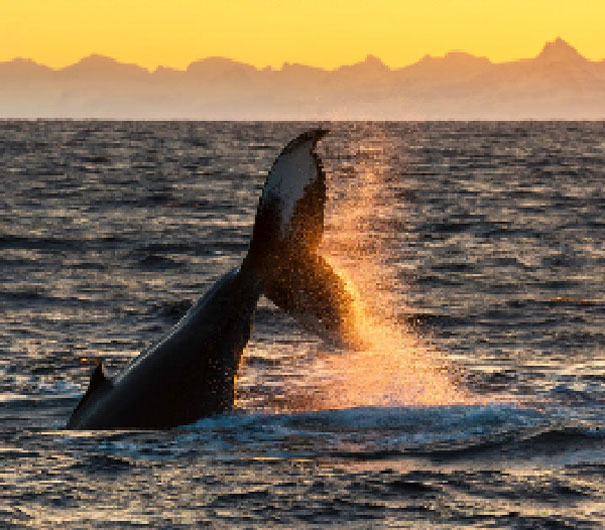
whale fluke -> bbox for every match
[244,129,328,270]
[245,129,356,345]
[67,130,354,430]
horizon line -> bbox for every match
[3,37,603,74]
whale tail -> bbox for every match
[243,130,357,346]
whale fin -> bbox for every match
[246,129,328,265]
[70,362,113,418]
[244,130,356,345]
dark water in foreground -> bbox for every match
[1,121,603,527]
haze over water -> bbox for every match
[3,37,605,120]
[1,121,603,527]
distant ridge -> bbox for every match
[535,37,587,64]
[1,38,604,119]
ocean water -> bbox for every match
[0,121,603,527]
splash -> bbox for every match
[237,130,481,413]
[306,259,473,409]
[286,130,477,410]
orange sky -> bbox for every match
[1,0,605,70]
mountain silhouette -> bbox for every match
[536,37,587,64]
[1,38,603,119]
[60,54,149,81]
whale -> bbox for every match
[67,129,355,430]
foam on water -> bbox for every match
[51,403,561,465]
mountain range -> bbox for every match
[2,38,604,119]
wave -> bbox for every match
[50,403,603,466]
[177,404,569,456]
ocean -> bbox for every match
[1,121,603,527]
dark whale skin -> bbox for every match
[66,129,355,430]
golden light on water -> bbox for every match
[306,257,474,409]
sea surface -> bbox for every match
[1,121,603,527]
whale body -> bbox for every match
[67,130,354,430]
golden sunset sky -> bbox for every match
[2,0,604,70]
